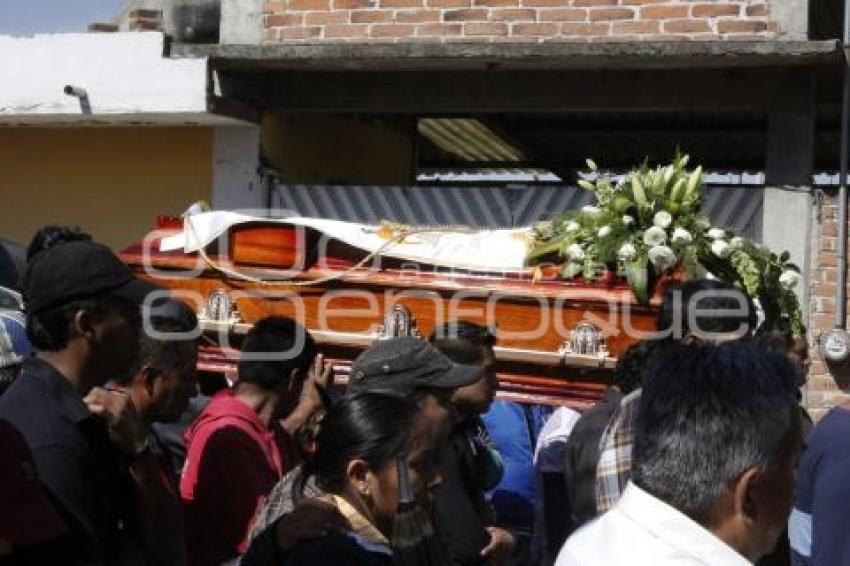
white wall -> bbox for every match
[0,32,210,121]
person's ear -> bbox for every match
[140,366,159,395]
[733,466,762,525]
[73,309,97,341]
[346,458,373,499]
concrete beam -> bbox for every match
[220,0,263,44]
[767,0,809,40]
[763,71,815,310]
[173,40,842,72]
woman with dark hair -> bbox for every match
[244,391,443,566]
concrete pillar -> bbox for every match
[220,0,263,44]
[766,0,808,40]
[763,70,815,311]
[211,125,264,211]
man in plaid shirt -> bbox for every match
[594,279,756,515]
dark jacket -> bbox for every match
[432,422,493,565]
[242,527,392,566]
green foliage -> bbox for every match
[526,153,805,337]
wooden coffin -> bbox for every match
[119,216,662,408]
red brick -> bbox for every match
[490,8,537,20]
[416,22,464,34]
[264,27,280,40]
[819,254,838,268]
[324,23,370,36]
[512,22,558,34]
[612,19,659,33]
[305,10,350,23]
[352,9,394,21]
[463,22,509,34]
[620,0,655,3]
[333,0,375,8]
[129,19,162,31]
[380,0,424,8]
[474,0,518,6]
[266,13,305,25]
[561,21,609,34]
[690,3,741,18]
[746,2,767,16]
[279,25,322,38]
[264,0,286,11]
[444,8,488,20]
[371,23,417,35]
[589,7,633,20]
[538,8,585,20]
[426,0,469,6]
[288,0,331,9]
[662,18,711,33]
[571,0,616,5]
[394,9,440,22]
[717,19,768,33]
[129,8,162,19]
[822,221,838,237]
[640,4,688,19]
[523,0,570,7]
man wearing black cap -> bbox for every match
[245,336,482,554]
[0,239,182,565]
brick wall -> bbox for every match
[807,192,850,421]
[262,0,776,43]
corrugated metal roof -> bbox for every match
[272,183,762,240]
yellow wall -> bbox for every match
[262,113,414,186]
[0,127,213,249]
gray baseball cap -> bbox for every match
[348,336,483,395]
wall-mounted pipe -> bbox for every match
[63,84,92,115]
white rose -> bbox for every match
[711,239,729,258]
[779,270,800,289]
[617,242,637,261]
[653,211,673,229]
[566,243,585,261]
[582,205,601,216]
[671,227,692,245]
[565,221,580,233]
[648,245,676,269]
[643,226,667,247]
[707,228,726,240]
[622,215,635,226]
[598,226,612,238]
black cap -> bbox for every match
[24,240,162,315]
[348,336,483,395]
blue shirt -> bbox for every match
[790,406,850,566]
[482,401,551,531]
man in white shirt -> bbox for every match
[557,341,803,566]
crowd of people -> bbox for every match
[0,226,847,566]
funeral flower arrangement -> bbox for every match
[526,155,805,336]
